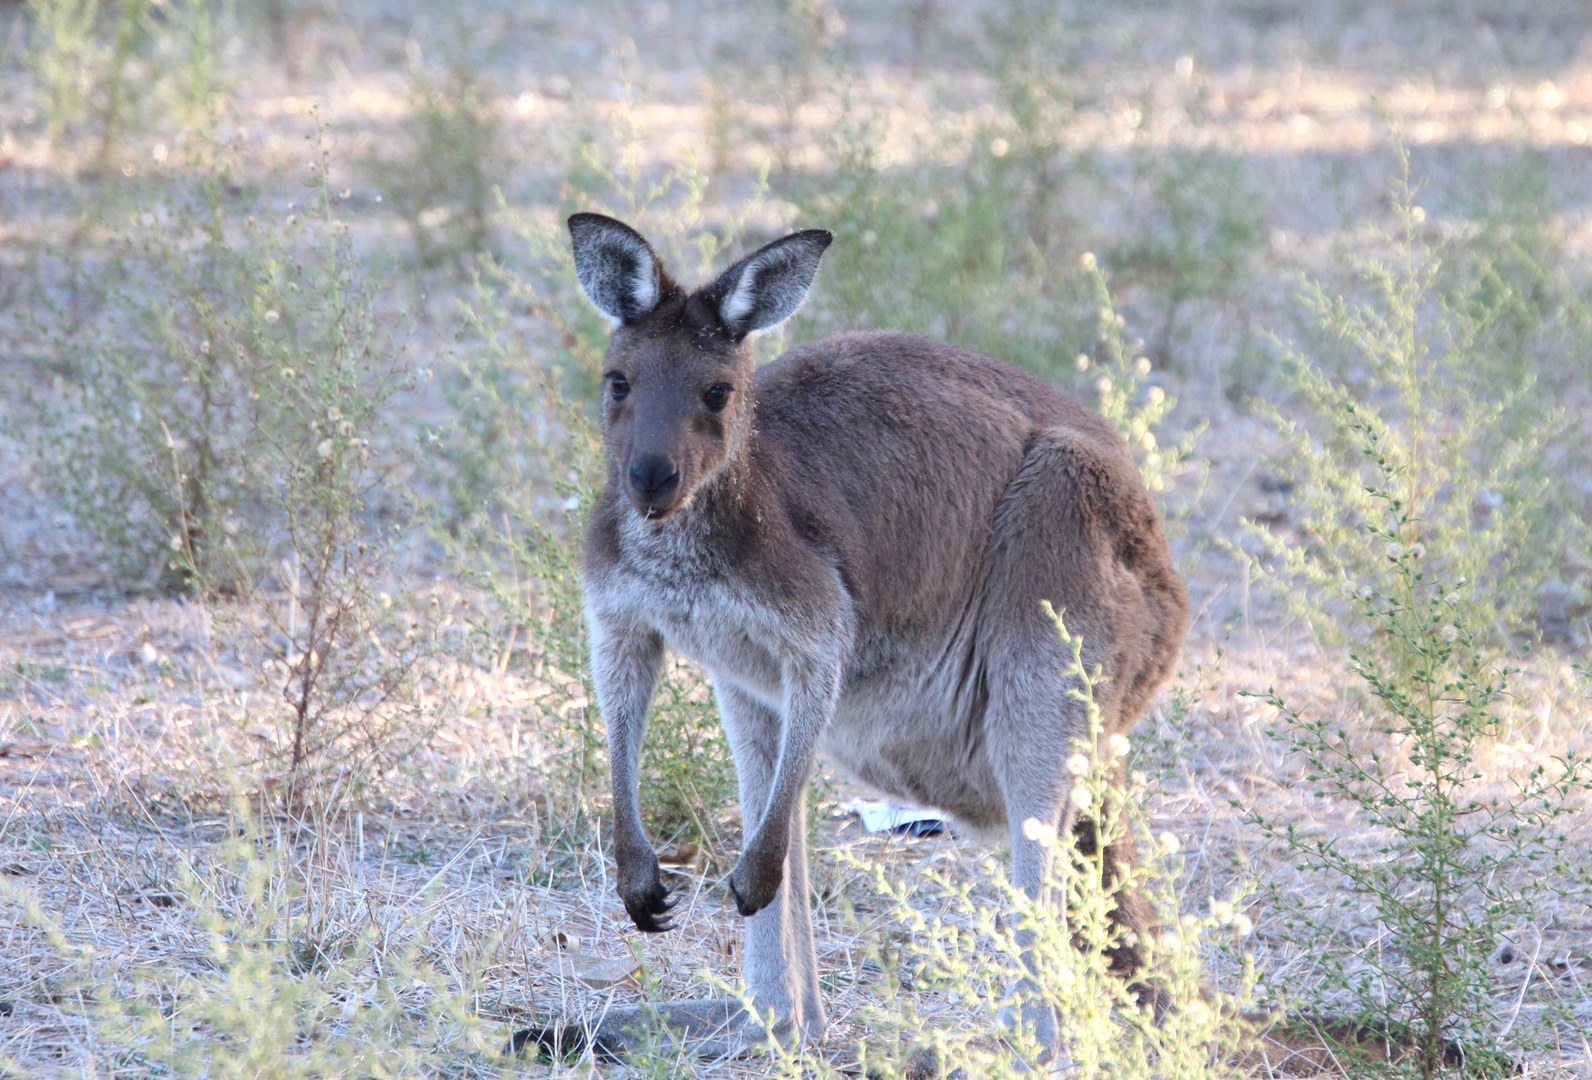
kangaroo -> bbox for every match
[517,214,1188,1062]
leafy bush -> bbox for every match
[31,121,400,596]
[25,0,227,171]
[1245,152,1591,1076]
[1247,152,1582,650]
[821,609,1255,1080]
[1248,429,1587,1077]
[365,42,508,267]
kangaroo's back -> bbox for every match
[753,329,1183,719]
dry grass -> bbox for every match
[3,0,1592,1076]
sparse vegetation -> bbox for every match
[3,1,1590,1078]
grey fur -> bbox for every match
[706,229,833,339]
[569,213,662,325]
[521,218,1188,1061]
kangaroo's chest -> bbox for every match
[610,559,786,702]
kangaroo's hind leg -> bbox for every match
[977,427,1186,1057]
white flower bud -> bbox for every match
[1021,817,1058,845]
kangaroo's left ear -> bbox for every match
[703,229,833,340]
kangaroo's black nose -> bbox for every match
[629,456,679,502]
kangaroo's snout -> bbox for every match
[628,454,681,513]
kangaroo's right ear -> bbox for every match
[568,213,662,325]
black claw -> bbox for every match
[623,879,677,933]
[506,1023,582,1062]
[506,1022,628,1063]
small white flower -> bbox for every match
[199,340,211,355]
[1079,251,1097,270]
[989,136,1010,158]
[1232,913,1254,937]
[1066,752,1090,776]
[1410,205,1426,224]
[280,367,295,380]
[1021,817,1058,845]
[562,495,580,511]
[1444,591,1461,606]
[1211,900,1234,925]
[1441,625,1459,642]
[1069,784,1092,810]
[1095,375,1113,395]
[1134,356,1151,376]
[328,407,342,421]
[1408,542,1426,560]
[1139,431,1156,451]
[1385,541,1404,560]
[263,310,280,324]
[318,439,334,460]
[1108,733,1131,759]
[1158,831,1180,854]
[1146,386,1165,405]
[1075,354,1091,372]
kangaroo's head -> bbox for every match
[569,214,831,521]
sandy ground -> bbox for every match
[3,1,1592,1076]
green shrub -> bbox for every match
[25,0,227,172]
[818,608,1254,1080]
[6,811,506,1079]
[1246,151,1581,650]
[30,122,398,594]
[1247,434,1587,1077]
[365,40,508,267]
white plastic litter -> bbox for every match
[844,800,948,837]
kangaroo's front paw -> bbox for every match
[727,850,784,917]
[617,854,676,933]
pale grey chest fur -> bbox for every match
[597,523,787,705]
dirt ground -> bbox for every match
[3,1,1592,1076]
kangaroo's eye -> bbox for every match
[607,373,630,400]
[703,383,732,411]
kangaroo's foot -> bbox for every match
[507,998,754,1062]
